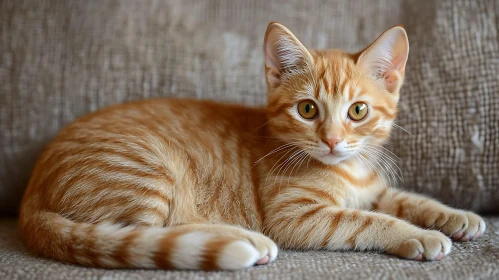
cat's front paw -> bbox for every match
[449,211,486,242]
[391,230,452,261]
[425,210,486,242]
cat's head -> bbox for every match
[264,22,409,165]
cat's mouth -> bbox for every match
[321,150,343,158]
[316,150,350,165]
[321,151,336,158]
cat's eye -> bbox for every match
[297,100,318,119]
[348,102,369,121]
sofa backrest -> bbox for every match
[1,0,498,216]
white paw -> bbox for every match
[391,230,452,261]
[217,231,278,270]
[448,211,486,242]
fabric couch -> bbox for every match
[1,0,498,279]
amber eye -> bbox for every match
[348,102,369,121]
[297,100,318,119]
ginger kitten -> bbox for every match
[19,22,485,270]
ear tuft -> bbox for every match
[264,22,313,88]
[357,26,409,94]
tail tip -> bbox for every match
[217,240,262,270]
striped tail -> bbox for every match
[19,211,278,270]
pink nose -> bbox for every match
[322,137,342,150]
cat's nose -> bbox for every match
[322,137,342,150]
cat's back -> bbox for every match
[21,98,268,225]
[62,98,264,133]
[48,98,268,151]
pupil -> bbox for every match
[355,106,360,114]
[305,104,310,113]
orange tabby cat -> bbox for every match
[19,22,485,270]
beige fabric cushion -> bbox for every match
[1,218,499,279]
[1,0,498,215]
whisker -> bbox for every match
[286,151,309,186]
[362,143,403,179]
[265,146,300,183]
[364,143,400,161]
[359,148,402,185]
[276,149,305,188]
[355,152,384,186]
[251,141,304,168]
[391,122,413,136]
[252,120,272,132]
[359,148,393,186]
[359,148,394,186]
[362,145,399,165]
[362,146,404,182]
[306,153,312,168]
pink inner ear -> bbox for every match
[267,68,281,87]
[264,37,283,87]
[357,27,408,94]
[384,71,399,93]
[390,46,407,73]
[264,43,281,71]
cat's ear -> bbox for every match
[264,22,314,88]
[357,26,409,94]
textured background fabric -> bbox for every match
[1,1,498,279]
[0,0,498,216]
[1,218,499,279]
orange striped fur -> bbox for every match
[19,23,485,270]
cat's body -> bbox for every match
[20,23,485,270]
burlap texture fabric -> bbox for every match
[0,218,498,279]
[0,0,498,217]
[1,1,498,279]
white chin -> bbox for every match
[314,153,349,165]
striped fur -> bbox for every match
[19,23,485,270]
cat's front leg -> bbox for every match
[264,201,451,261]
[374,188,486,241]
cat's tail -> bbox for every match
[19,211,277,270]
